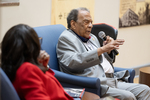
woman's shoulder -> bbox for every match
[16,62,43,76]
[19,62,37,70]
[14,62,46,85]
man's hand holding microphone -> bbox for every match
[97,31,125,56]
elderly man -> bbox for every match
[57,7,150,100]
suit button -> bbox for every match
[102,74,105,77]
[93,67,95,70]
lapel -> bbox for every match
[89,35,114,68]
[68,29,88,51]
[89,35,99,48]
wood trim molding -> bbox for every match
[0,2,19,6]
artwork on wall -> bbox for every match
[51,0,95,28]
[119,0,150,28]
[0,0,19,6]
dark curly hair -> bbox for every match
[1,24,41,81]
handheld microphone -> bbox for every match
[98,31,119,55]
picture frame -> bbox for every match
[0,0,19,6]
[119,0,150,28]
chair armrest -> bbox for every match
[52,69,101,95]
[53,69,100,88]
[114,67,135,83]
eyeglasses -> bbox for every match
[39,37,43,44]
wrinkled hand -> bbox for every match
[37,50,50,68]
[97,36,124,56]
[103,36,114,46]
[102,36,124,53]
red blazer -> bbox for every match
[13,62,73,100]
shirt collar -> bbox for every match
[71,29,91,43]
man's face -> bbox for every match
[72,10,93,39]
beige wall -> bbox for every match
[0,0,51,42]
[94,0,150,68]
[94,0,120,28]
[115,25,150,68]
[0,0,150,68]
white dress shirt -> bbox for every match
[83,41,114,73]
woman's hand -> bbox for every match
[37,50,50,68]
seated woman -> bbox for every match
[1,24,74,100]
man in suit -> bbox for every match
[57,7,150,100]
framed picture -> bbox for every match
[0,0,19,6]
[119,0,150,28]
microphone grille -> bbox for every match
[98,31,106,38]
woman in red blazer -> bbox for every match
[1,24,74,100]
